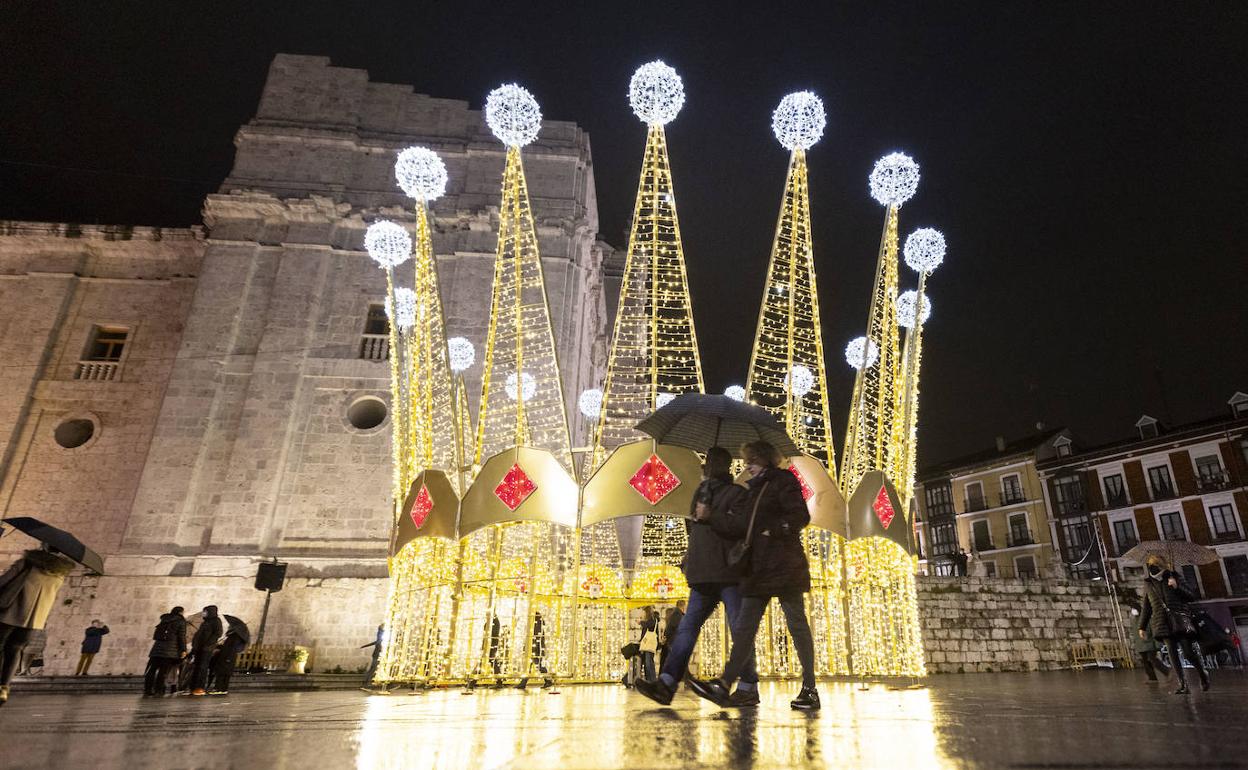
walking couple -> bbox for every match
[634,440,820,711]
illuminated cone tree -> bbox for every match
[896,228,945,511]
[594,61,705,598]
[839,152,926,677]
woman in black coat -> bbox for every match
[688,440,820,711]
[1139,556,1210,694]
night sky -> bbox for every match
[2,2,1245,466]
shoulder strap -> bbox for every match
[743,482,770,547]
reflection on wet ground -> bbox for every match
[2,671,1245,769]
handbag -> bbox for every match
[620,642,640,660]
[1166,606,1197,637]
[726,481,770,575]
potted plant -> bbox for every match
[286,646,310,674]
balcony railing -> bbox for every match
[1198,473,1231,492]
[75,360,119,381]
[359,334,389,361]
[1056,499,1087,516]
[1007,530,1035,548]
[1000,491,1027,506]
[930,541,959,557]
[974,539,997,553]
[1151,484,1176,501]
[926,503,957,520]
[1103,493,1130,509]
[964,497,988,513]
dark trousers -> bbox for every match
[188,649,214,690]
[144,657,180,695]
[1137,650,1170,681]
[659,583,757,687]
[210,649,240,692]
[1163,635,1208,687]
[723,593,816,690]
[0,623,32,686]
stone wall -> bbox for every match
[918,575,1126,673]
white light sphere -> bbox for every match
[724,385,746,402]
[896,290,933,329]
[903,227,946,273]
[655,392,677,409]
[772,91,826,151]
[785,365,816,397]
[394,146,448,201]
[364,220,412,268]
[387,287,417,330]
[578,388,604,419]
[485,84,542,147]
[868,152,920,207]
[629,61,685,126]
[505,371,537,402]
[447,337,475,373]
[845,336,880,370]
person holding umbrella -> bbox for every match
[0,543,77,705]
[208,615,249,694]
[187,605,223,695]
[1139,554,1210,694]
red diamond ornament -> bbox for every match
[789,465,814,501]
[410,484,434,529]
[872,485,897,530]
[629,453,681,505]
[494,463,537,511]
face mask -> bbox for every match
[1148,566,1163,578]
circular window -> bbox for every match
[346,397,388,431]
[54,418,95,449]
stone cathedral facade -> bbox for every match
[0,55,617,675]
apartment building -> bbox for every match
[1037,392,1248,636]
[916,429,1070,578]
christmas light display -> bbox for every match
[505,371,537,402]
[387,287,417,331]
[844,336,880,370]
[897,228,946,512]
[902,227,945,273]
[594,60,704,600]
[395,146,449,201]
[896,290,932,329]
[771,91,826,151]
[578,388,604,419]
[485,84,542,148]
[448,337,475,373]
[724,384,746,402]
[785,364,815,397]
[365,220,413,269]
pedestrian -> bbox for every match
[1128,606,1170,682]
[145,606,187,696]
[516,611,553,689]
[1233,629,1243,666]
[0,545,77,706]
[488,614,504,687]
[76,619,110,675]
[954,549,969,577]
[635,446,759,707]
[659,600,685,671]
[637,607,660,682]
[188,605,223,695]
[1139,555,1210,694]
[687,440,821,711]
[208,623,248,694]
[360,624,384,683]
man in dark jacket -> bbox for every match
[208,626,247,694]
[144,607,187,696]
[188,605,223,695]
[75,619,109,675]
[635,447,760,707]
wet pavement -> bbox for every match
[1,670,1245,769]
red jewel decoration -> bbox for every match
[629,453,681,505]
[494,463,537,511]
[653,577,674,596]
[789,465,814,501]
[872,485,897,530]
[411,484,435,529]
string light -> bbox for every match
[505,372,536,402]
[628,60,684,125]
[772,91,826,151]
[387,287,417,330]
[903,227,945,274]
[486,84,542,147]
[844,336,879,369]
[395,146,448,201]
[896,289,933,329]
[724,385,746,402]
[655,392,676,409]
[365,220,412,268]
[868,152,920,207]
[785,364,815,396]
[447,337,475,373]
[578,388,604,418]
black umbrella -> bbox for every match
[224,614,251,644]
[1,516,104,574]
[635,393,800,458]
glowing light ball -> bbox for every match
[485,84,542,147]
[364,220,412,268]
[386,287,417,330]
[394,146,448,201]
[845,336,880,369]
[505,371,537,402]
[724,385,746,402]
[629,61,684,125]
[896,290,933,329]
[904,227,946,274]
[447,337,475,372]
[578,388,604,419]
[772,91,826,151]
[785,365,815,397]
[868,152,920,207]
[655,392,676,409]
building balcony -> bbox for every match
[74,360,119,381]
[1056,500,1088,517]
[964,498,989,513]
[1007,530,1036,548]
[925,503,957,520]
[1000,491,1028,506]
[1150,485,1177,501]
[359,334,389,361]
[930,541,959,558]
[1197,474,1232,492]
